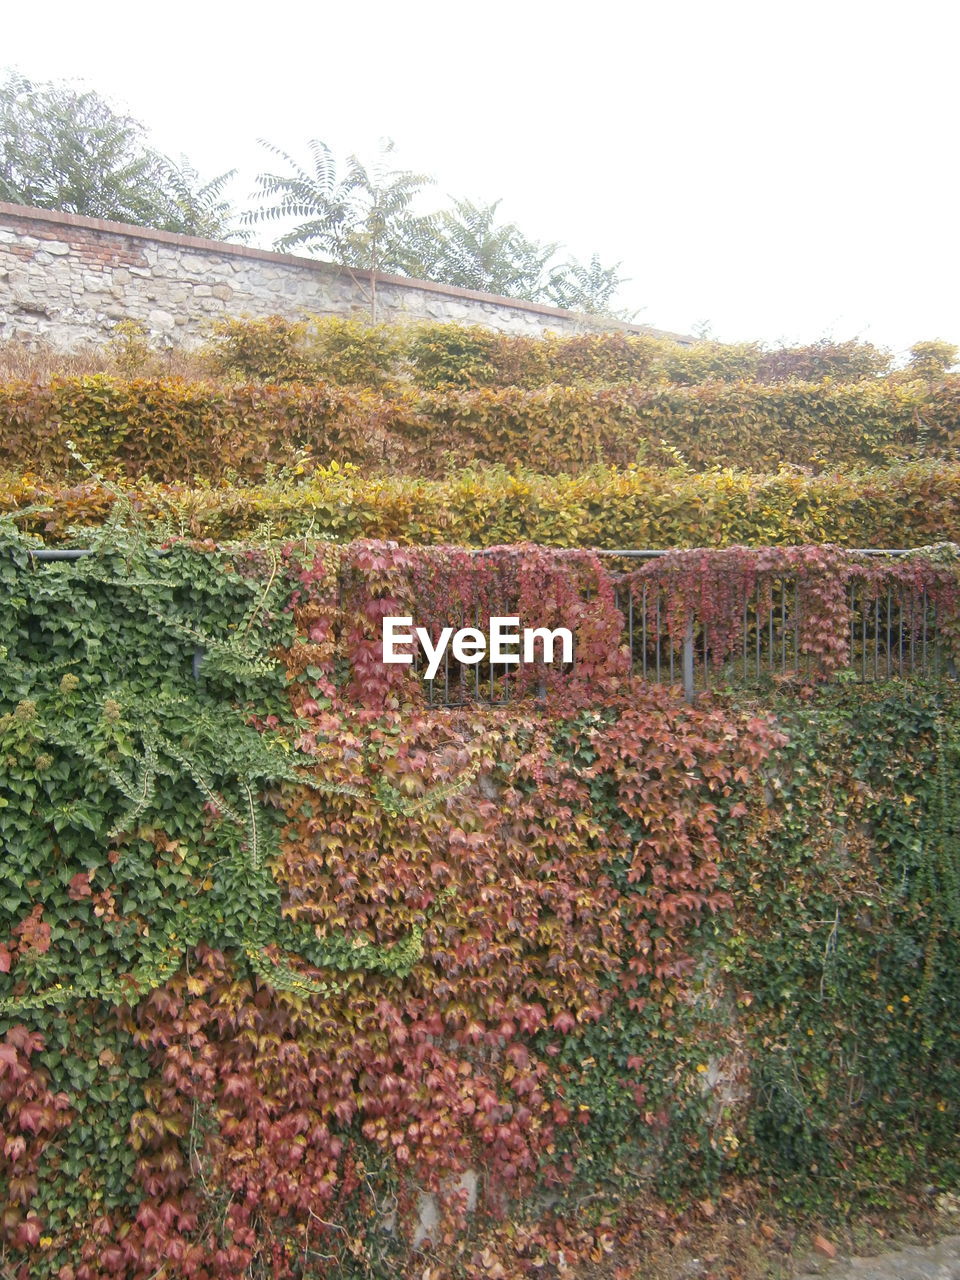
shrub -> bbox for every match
[3,365,960,485]
[0,375,397,481]
[206,315,405,388]
[205,313,315,382]
[756,338,892,383]
[5,458,960,549]
[305,316,401,387]
[497,330,665,386]
[405,322,503,389]
[656,339,762,384]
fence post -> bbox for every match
[682,618,695,703]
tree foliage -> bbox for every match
[245,136,434,273]
[544,252,630,316]
[402,197,558,299]
[398,198,628,314]
[0,70,241,238]
[154,158,249,243]
[246,140,627,313]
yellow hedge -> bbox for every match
[404,378,960,474]
[2,373,960,482]
[0,375,397,480]
[4,460,959,549]
[203,317,895,389]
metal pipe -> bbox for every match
[20,545,935,562]
[29,549,95,561]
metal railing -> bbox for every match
[613,576,951,702]
[417,550,956,705]
[21,546,958,705]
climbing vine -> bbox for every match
[1,525,960,1277]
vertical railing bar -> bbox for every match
[473,604,481,702]
[463,607,470,705]
[642,585,648,680]
[489,628,495,701]
[890,588,901,680]
[669,623,675,684]
[682,616,695,703]
[780,578,787,675]
[922,588,928,675]
[656,594,662,682]
[743,590,749,683]
[628,588,635,676]
[703,620,709,692]
[873,594,880,681]
[861,585,867,683]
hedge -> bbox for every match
[206,317,897,389]
[0,528,958,1278]
[0,376,395,481]
[398,377,960,475]
[4,459,960,549]
[2,373,960,483]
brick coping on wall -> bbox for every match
[0,201,692,344]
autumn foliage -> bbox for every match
[1,371,960,484]
[5,458,960,551]
[1,537,960,1277]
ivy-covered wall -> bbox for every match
[1,530,959,1279]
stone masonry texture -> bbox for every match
[0,202,692,350]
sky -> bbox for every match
[4,0,958,358]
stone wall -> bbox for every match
[0,202,691,350]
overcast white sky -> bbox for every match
[5,0,958,357]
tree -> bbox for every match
[405,201,628,315]
[156,159,249,242]
[908,340,958,382]
[402,197,558,299]
[544,253,629,317]
[246,138,435,317]
[247,137,631,318]
[0,69,241,237]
